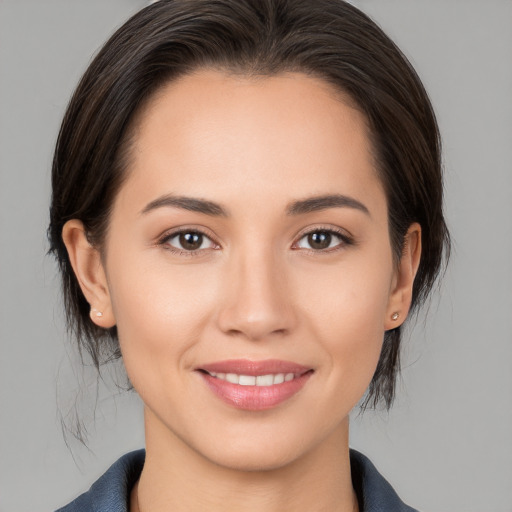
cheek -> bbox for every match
[297,252,393,392]
[299,247,393,326]
[105,250,219,385]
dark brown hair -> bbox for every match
[48,0,450,409]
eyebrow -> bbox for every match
[140,195,228,217]
[140,193,370,217]
[286,194,370,217]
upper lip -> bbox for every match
[197,359,312,376]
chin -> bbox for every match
[193,425,323,474]
[205,446,303,473]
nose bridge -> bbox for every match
[217,240,295,340]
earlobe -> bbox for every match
[61,220,116,328]
[384,223,422,330]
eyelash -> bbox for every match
[293,226,354,253]
[157,226,354,257]
[158,227,220,257]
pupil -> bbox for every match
[308,231,331,249]
[180,232,202,250]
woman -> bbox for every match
[49,0,450,510]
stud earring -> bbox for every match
[391,312,399,321]
[91,308,103,318]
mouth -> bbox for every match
[196,359,314,411]
[201,371,300,386]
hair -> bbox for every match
[48,0,450,410]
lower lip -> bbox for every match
[199,372,313,411]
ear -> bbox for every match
[384,222,422,330]
[61,220,116,328]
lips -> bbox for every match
[196,359,313,411]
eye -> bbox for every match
[295,229,351,251]
[162,230,217,252]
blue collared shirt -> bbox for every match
[56,449,418,512]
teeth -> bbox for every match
[207,372,297,386]
[273,373,285,384]
[256,374,274,386]
[239,375,256,386]
[226,373,239,384]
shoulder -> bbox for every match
[55,450,145,512]
[350,449,419,512]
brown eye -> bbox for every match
[296,230,347,251]
[179,232,203,250]
[165,231,215,252]
[307,232,332,250]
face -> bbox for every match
[67,70,418,471]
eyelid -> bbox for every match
[157,225,221,255]
[291,225,355,252]
[155,224,354,256]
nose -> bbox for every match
[216,247,297,341]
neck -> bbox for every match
[132,408,358,512]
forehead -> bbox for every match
[118,69,385,219]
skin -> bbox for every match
[63,70,421,512]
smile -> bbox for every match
[197,359,313,410]
[205,372,297,386]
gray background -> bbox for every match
[1,1,511,511]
